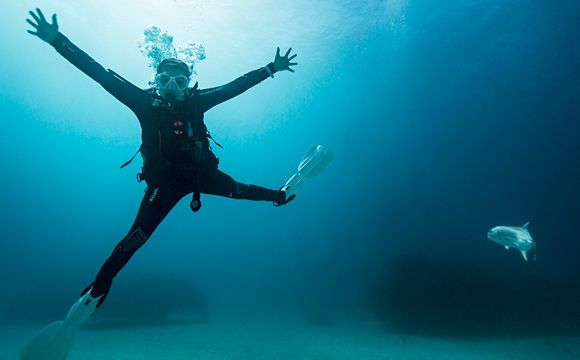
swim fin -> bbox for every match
[20,288,102,360]
[280,145,334,201]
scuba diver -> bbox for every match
[22,8,333,360]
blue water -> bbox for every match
[1,0,579,344]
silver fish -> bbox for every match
[487,222,536,261]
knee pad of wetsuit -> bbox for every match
[121,227,149,252]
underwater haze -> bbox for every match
[1,0,580,359]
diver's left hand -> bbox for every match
[26,8,59,44]
[273,47,298,73]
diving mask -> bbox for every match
[155,73,190,91]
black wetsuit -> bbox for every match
[50,33,284,305]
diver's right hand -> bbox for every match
[26,8,59,44]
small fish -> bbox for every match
[487,221,536,261]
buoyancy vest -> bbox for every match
[121,86,222,180]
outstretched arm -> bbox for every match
[26,8,146,111]
[198,47,298,113]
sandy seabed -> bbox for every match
[2,317,579,360]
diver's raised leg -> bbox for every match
[201,169,289,203]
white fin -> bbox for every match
[65,288,102,328]
[504,246,509,250]
[20,321,74,360]
[522,221,530,229]
[282,145,334,198]
[521,250,528,261]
